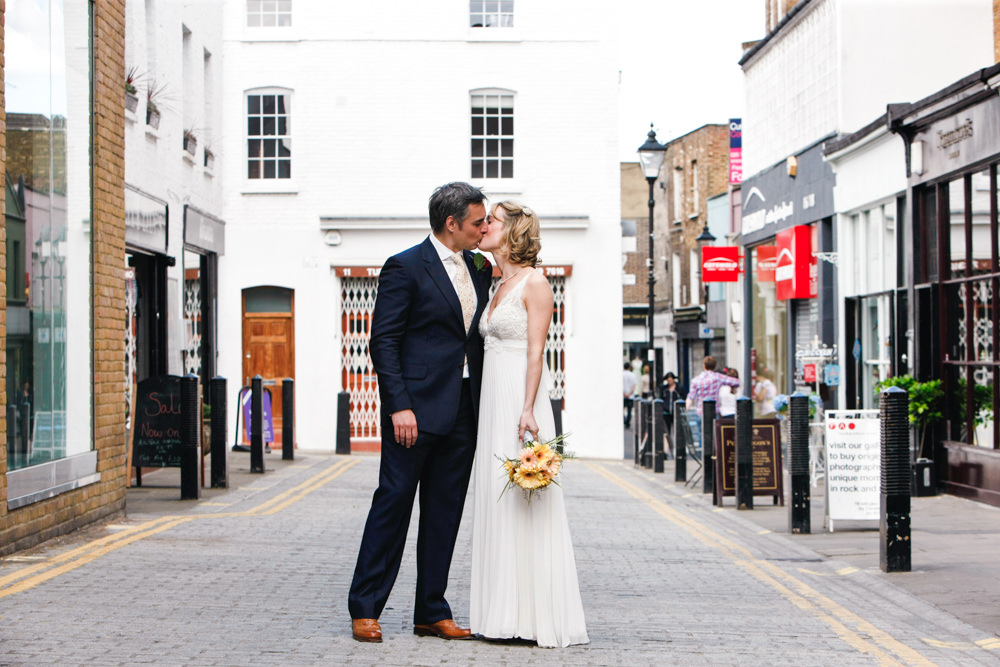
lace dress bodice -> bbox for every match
[480,272,530,348]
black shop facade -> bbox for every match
[889,62,1000,506]
[739,139,838,413]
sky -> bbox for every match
[616,1,765,162]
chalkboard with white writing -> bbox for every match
[132,375,184,467]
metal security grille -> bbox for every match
[341,274,568,442]
[341,277,380,440]
[125,269,137,433]
[547,276,567,403]
[183,272,202,377]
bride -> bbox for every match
[469,201,589,648]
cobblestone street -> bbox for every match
[1,453,998,666]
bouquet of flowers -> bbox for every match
[497,433,572,503]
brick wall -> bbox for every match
[0,0,128,556]
[995,0,1000,63]
[657,125,729,311]
[622,162,650,306]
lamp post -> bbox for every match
[696,223,716,356]
[637,125,667,396]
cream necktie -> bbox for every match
[451,251,475,333]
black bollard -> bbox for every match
[641,400,653,468]
[652,398,665,473]
[250,375,265,473]
[788,392,810,533]
[735,396,754,510]
[880,385,911,572]
[551,397,564,439]
[180,374,201,499]
[335,391,351,455]
[702,399,716,495]
[633,397,642,465]
[674,400,686,482]
[210,377,228,488]
[282,378,294,460]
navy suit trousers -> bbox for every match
[348,379,477,624]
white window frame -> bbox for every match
[245,88,292,184]
[470,89,515,181]
[247,0,292,28]
[470,0,514,28]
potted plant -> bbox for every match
[877,375,943,459]
[125,66,141,113]
[203,147,215,170]
[146,79,167,129]
[183,129,198,155]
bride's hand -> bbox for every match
[518,410,539,443]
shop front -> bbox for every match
[890,63,1000,505]
[182,206,225,387]
[125,186,172,420]
[3,0,128,555]
[740,140,838,414]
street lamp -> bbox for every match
[696,224,716,355]
[637,124,666,396]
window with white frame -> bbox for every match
[247,0,291,27]
[470,0,514,27]
[471,91,514,179]
[247,90,291,179]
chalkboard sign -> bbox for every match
[132,375,184,467]
[713,418,784,506]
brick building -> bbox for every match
[1,1,129,555]
[654,124,730,387]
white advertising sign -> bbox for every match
[825,410,880,525]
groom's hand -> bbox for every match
[391,409,418,448]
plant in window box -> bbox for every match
[146,79,168,129]
[183,129,198,155]
[125,65,142,113]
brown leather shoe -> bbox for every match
[413,618,473,640]
[352,618,382,643]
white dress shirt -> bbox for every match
[429,234,477,377]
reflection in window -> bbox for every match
[5,0,93,471]
[247,91,291,179]
[247,0,291,27]
[471,93,514,179]
[470,0,514,27]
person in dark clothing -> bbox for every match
[661,372,685,451]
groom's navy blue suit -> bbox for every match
[349,237,491,625]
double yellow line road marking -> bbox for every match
[586,462,994,667]
[0,457,361,599]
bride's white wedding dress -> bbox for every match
[469,271,589,648]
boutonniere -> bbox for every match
[473,253,489,272]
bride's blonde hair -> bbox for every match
[494,201,541,266]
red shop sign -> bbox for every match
[775,225,816,300]
[702,246,741,282]
[757,245,777,282]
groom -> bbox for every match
[348,182,492,643]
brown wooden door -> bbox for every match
[242,309,295,446]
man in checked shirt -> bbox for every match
[686,356,741,446]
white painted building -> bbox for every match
[824,121,905,410]
[737,0,993,405]
[124,1,226,435]
[743,0,994,178]
[218,1,621,458]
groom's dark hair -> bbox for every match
[429,182,486,233]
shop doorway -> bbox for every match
[242,286,295,446]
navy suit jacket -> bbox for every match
[370,237,492,437]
